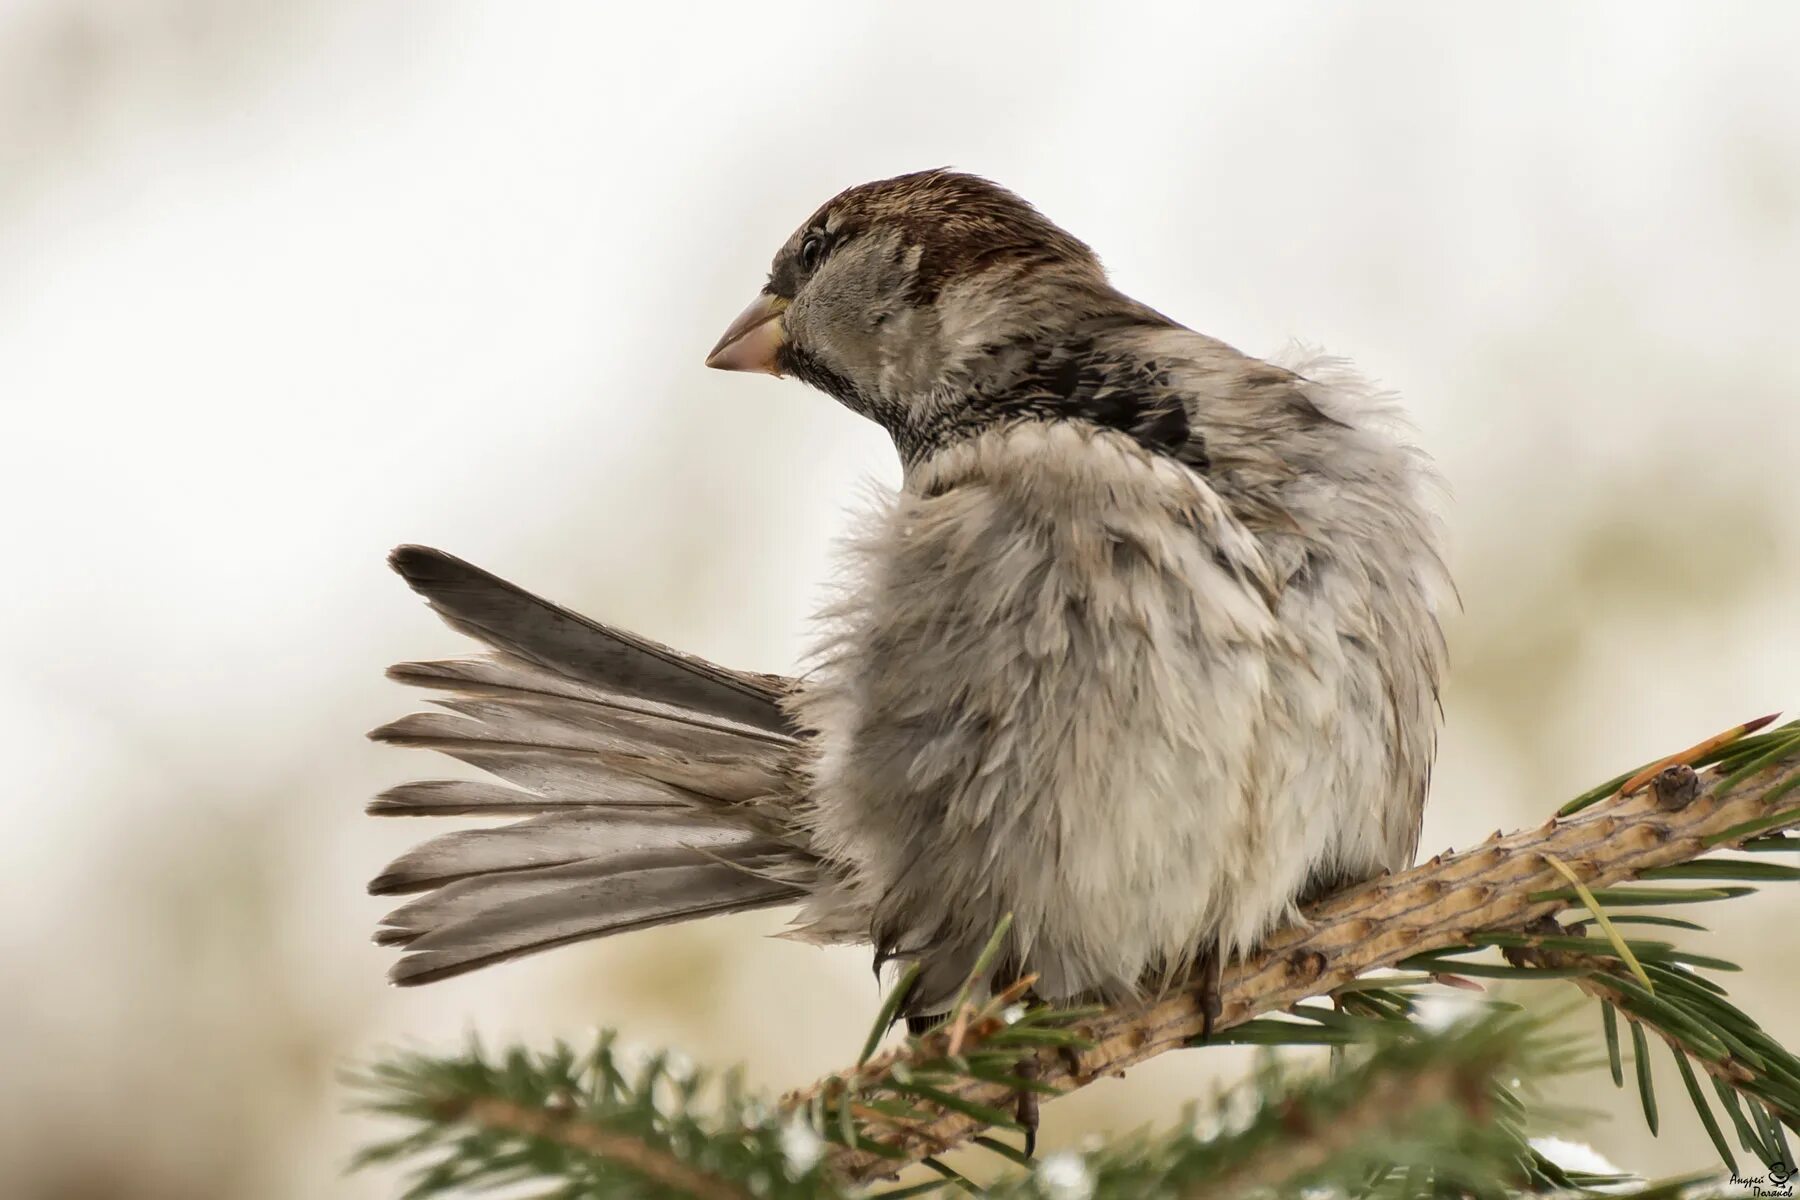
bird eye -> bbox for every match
[799,233,825,273]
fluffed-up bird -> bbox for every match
[368,170,1450,1039]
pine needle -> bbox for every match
[1603,1002,1624,1086]
[1672,1046,1736,1173]
[1630,1019,1660,1135]
[944,913,1014,1056]
[862,963,923,1067]
[1545,853,1654,994]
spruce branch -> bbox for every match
[441,1097,752,1200]
[1503,936,1800,1172]
[357,1008,1669,1199]
[351,1034,842,1199]
[978,1010,1569,1200]
[352,717,1800,1198]
[808,719,1800,1184]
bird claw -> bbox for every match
[1014,1059,1040,1158]
[1196,944,1224,1040]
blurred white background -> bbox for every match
[2,2,1798,1195]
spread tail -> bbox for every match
[368,546,811,985]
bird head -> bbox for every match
[706,170,1163,460]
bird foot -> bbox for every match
[1014,1058,1040,1158]
[1195,944,1224,1040]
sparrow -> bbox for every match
[369,170,1449,1043]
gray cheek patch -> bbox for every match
[789,231,918,384]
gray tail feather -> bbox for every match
[386,544,792,733]
[370,545,811,986]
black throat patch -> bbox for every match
[901,336,1202,472]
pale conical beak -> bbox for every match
[705,292,789,375]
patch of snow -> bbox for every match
[779,1119,824,1176]
[1413,989,1482,1033]
[1037,1151,1094,1200]
[1530,1136,1625,1177]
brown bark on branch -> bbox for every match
[818,746,1800,1184]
